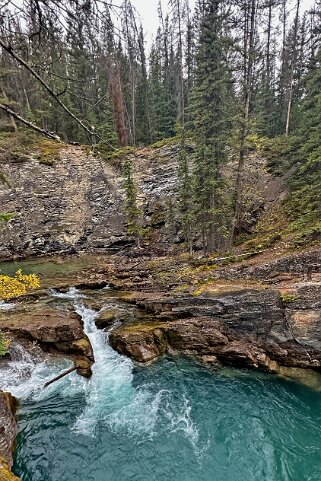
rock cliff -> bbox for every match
[0,141,283,259]
[0,143,181,259]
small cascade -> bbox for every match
[0,301,15,311]
[0,340,72,399]
[0,288,200,447]
[72,303,165,437]
[49,287,86,299]
[8,343,35,363]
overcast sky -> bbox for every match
[112,0,316,48]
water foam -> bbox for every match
[72,303,162,438]
[49,287,86,299]
[1,287,200,450]
[0,345,72,399]
[0,300,16,310]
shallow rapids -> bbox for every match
[1,289,321,481]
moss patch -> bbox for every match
[280,293,298,303]
[34,138,63,165]
[94,144,135,165]
[150,136,179,149]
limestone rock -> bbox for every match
[95,309,119,330]
[109,324,168,362]
[0,308,84,343]
[109,283,321,371]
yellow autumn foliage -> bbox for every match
[0,269,40,300]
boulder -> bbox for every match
[0,308,84,343]
[0,306,94,377]
[95,309,119,330]
[110,323,168,362]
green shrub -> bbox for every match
[0,212,15,222]
[0,333,9,357]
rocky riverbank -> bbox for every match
[105,247,321,372]
[2,246,321,375]
[0,246,321,479]
[109,284,321,371]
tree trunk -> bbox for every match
[0,102,61,140]
[110,62,128,146]
[285,0,301,136]
[230,0,257,245]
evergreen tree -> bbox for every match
[148,32,176,142]
[123,157,144,246]
[288,47,321,230]
[190,0,235,253]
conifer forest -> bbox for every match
[1,0,320,254]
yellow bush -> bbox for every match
[0,269,40,300]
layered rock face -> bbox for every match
[0,391,20,480]
[0,142,282,259]
[0,144,180,259]
[0,146,127,258]
[109,283,321,371]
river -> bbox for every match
[1,288,321,481]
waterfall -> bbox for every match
[0,289,164,437]
[0,288,199,445]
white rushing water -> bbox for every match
[72,302,164,438]
[0,300,16,311]
[0,288,199,445]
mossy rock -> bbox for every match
[95,309,121,329]
[95,144,135,164]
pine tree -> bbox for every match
[288,47,321,230]
[148,32,177,142]
[123,157,144,246]
[190,0,235,254]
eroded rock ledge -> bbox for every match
[0,306,94,377]
[109,284,321,371]
[0,391,20,481]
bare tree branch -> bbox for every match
[0,38,100,141]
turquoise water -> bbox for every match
[12,358,321,481]
[0,256,100,276]
[4,299,321,481]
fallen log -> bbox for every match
[43,366,77,388]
